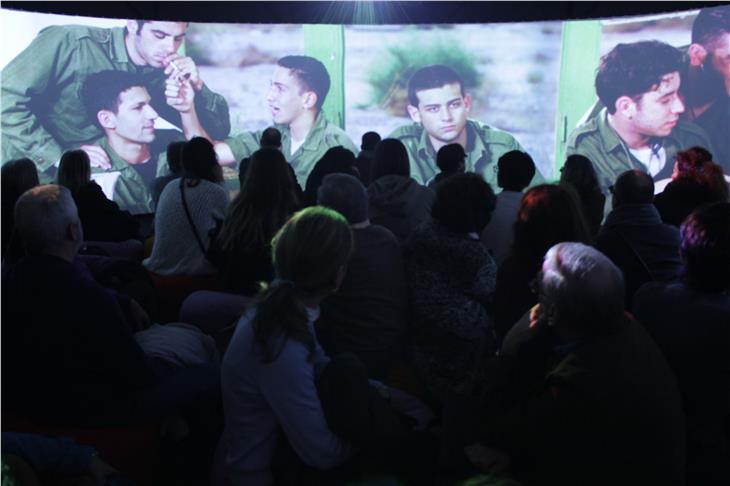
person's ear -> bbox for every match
[406,104,422,123]
[126,20,140,36]
[98,110,116,130]
[615,96,636,119]
[302,91,317,110]
[463,93,472,113]
[332,264,347,293]
[67,221,83,245]
[688,43,708,67]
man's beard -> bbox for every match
[687,60,727,108]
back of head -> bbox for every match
[541,242,625,338]
[407,64,463,107]
[57,150,91,194]
[513,184,592,261]
[2,158,40,208]
[560,154,601,198]
[596,41,684,115]
[372,138,410,181]
[182,137,223,183]
[166,141,186,175]
[613,169,654,206]
[680,201,730,293]
[497,150,536,191]
[361,131,381,151]
[252,207,353,362]
[277,55,330,111]
[674,147,729,202]
[432,172,496,234]
[219,148,299,252]
[691,6,730,47]
[317,173,369,224]
[304,146,357,206]
[14,184,80,255]
[436,143,466,173]
[260,127,282,149]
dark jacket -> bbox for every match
[654,179,728,227]
[595,204,681,307]
[73,181,141,242]
[368,175,435,243]
[634,281,730,486]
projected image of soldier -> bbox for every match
[1,20,230,182]
[81,70,185,214]
[566,41,713,198]
[684,6,730,173]
[190,55,357,186]
[387,64,545,187]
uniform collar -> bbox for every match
[280,111,329,156]
[110,27,131,65]
[596,108,626,154]
[416,119,482,162]
[96,137,161,173]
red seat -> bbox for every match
[148,272,219,323]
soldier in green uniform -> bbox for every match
[186,55,357,187]
[81,70,185,214]
[566,41,714,202]
[1,20,230,182]
[387,64,545,187]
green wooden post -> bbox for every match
[303,24,346,129]
[554,20,602,176]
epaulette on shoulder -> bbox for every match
[567,117,600,145]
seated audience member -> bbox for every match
[480,150,535,264]
[404,173,498,403]
[303,146,358,206]
[144,137,228,276]
[209,148,300,295]
[595,170,681,308]
[221,207,355,484]
[260,126,282,150]
[368,138,435,243]
[478,243,685,486]
[316,173,409,380]
[2,185,217,428]
[654,146,729,226]
[355,131,381,186]
[427,143,466,189]
[1,158,39,258]
[57,150,141,243]
[150,140,185,210]
[560,154,606,235]
[633,202,730,486]
[494,184,591,344]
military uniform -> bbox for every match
[566,108,714,195]
[1,25,230,180]
[387,120,544,187]
[90,129,181,214]
[224,111,358,187]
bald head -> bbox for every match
[541,242,625,339]
[612,170,655,208]
[14,184,82,258]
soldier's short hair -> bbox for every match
[595,41,684,115]
[81,70,150,123]
[408,64,465,107]
[278,55,330,111]
[691,6,730,48]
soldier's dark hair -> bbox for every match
[691,7,730,48]
[277,55,330,111]
[132,20,189,35]
[408,64,465,107]
[436,143,466,173]
[81,70,150,124]
[497,150,535,192]
[432,172,496,234]
[595,41,684,115]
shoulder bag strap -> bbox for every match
[179,178,208,256]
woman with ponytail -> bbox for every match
[221,206,355,485]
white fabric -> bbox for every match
[629,144,667,177]
[135,323,218,368]
[481,190,523,264]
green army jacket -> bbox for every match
[566,108,714,194]
[224,111,358,187]
[1,25,230,176]
[387,120,544,187]
[91,133,177,215]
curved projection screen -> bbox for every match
[1,6,728,214]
